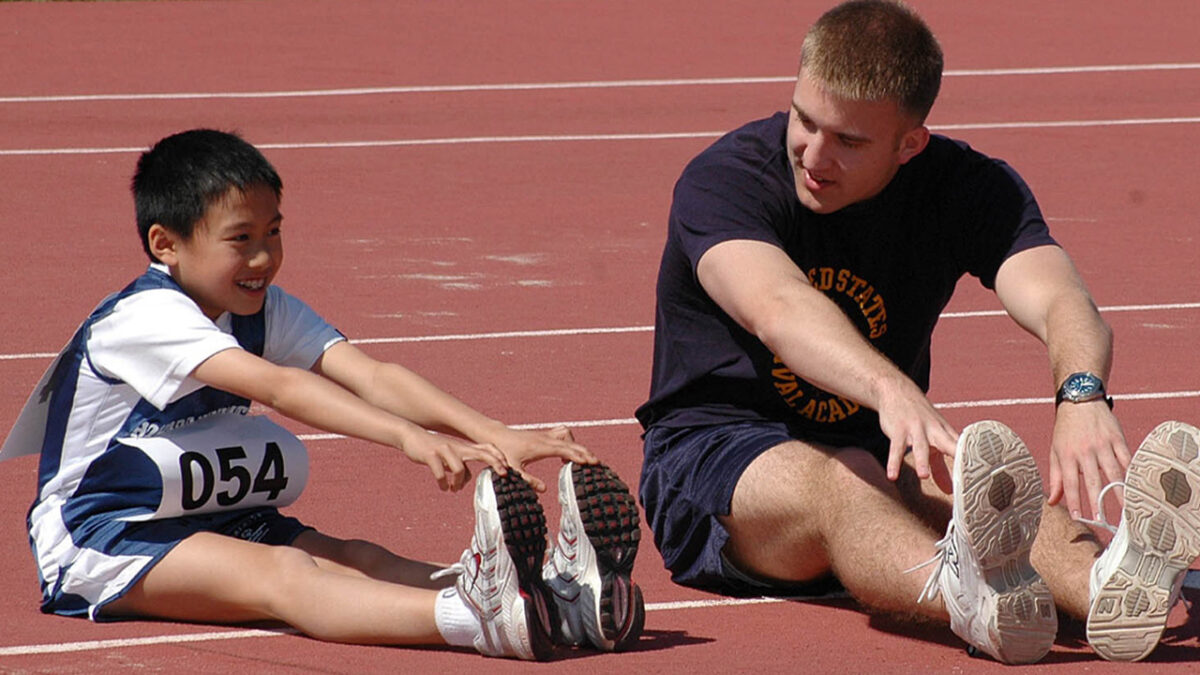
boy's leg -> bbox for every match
[104,469,554,659]
[104,532,443,644]
[292,530,450,589]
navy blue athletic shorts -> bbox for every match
[78,508,311,621]
[639,420,884,597]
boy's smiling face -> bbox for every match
[151,184,283,319]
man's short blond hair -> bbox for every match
[800,0,943,122]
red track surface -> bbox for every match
[2,1,1198,671]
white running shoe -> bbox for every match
[432,469,554,660]
[909,420,1057,664]
[1086,420,1200,662]
[542,462,645,651]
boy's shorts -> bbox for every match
[639,420,883,598]
[44,507,311,621]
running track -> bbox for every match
[1,1,1198,671]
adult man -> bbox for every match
[636,0,1200,663]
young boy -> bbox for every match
[1,128,644,660]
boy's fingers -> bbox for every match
[427,460,449,492]
[518,468,547,492]
[549,425,575,442]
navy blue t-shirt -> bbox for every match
[635,112,1056,448]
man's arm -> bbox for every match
[994,244,1131,518]
[697,239,958,488]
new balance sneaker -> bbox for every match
[433,469,554,660]
[542,462,645,651]
[910,420,1057,664]
[1086,420,1200,662]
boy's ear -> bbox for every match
[147,224,179,265]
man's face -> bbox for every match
[786,68,929,213]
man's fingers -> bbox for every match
[1060,458,1083,518]
[932,425,959,459]
[910,434,932,480]
[1046,458,1064,506]
[886,437,906,481]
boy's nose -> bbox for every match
[248,246,273,268]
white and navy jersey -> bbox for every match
[5,264,344,618]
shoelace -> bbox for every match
[905,522,956,604]
[1073,481,1124,534]
[431,563,466,581]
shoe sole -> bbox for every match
[957,421,1057,664]
[565,462,645,651]
[1087,421,1200,662]
[491,471,556,661]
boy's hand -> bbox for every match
[399,429,510,492]
[489,425,598,491]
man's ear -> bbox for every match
[147,224,179,265]
[898,125,930,165]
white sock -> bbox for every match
[434,587,481,648]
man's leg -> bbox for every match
[722,422,1063,664]
[895,449,1101,621]
[720,439,949,619]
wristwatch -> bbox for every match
[1055,371,1114,409]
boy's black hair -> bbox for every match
[132,129,283,262]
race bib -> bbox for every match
[117,414,308,521]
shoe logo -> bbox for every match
[945,537,961,579]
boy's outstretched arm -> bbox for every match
[313,342,596,490]
[191,347,508,492]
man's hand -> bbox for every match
[877,377,959,493]
[1046,401,1131,519]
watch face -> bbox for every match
[1064,373,1102,400]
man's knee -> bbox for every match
[732,442,888,515]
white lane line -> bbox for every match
[3,301,1199,362]
[5,114,1200,157]
[353,325,654,345]
[295,389,1200,441]
[2,62,1197,104]
[0,597,783,656]
[0,628,294,656]
[935,116,1200,131]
